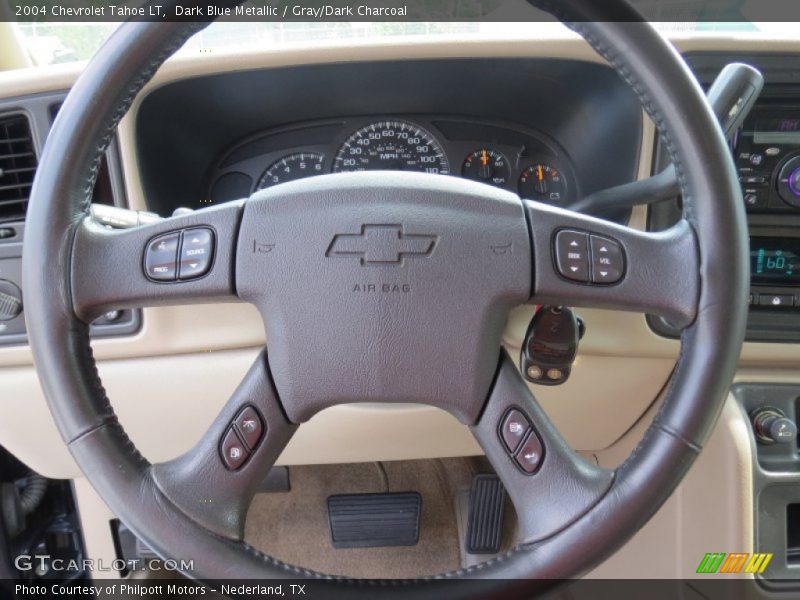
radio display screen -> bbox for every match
[751,237,800,285]
[753,117,800,144]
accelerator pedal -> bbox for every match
[465,474,506,554]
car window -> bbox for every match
[16,20,798,68]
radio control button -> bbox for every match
[778,157,800,208]
[590,235,624,284]
[555,230,590,282]
[144,233,180,281]
[179,227,214,280]
[743,188,768,211]
[758,294,794,308]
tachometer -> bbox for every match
[333,120,450,175]
[257,152,325,189]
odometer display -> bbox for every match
[333,120,450,175]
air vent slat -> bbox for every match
[0,167,36,176]
[0,114,37,222]
[0,152,35,161]
[0,183,34,192]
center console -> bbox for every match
[650,54,800,343]
[737,105,800,312]
[669,54,800,590]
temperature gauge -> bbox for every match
[519,163,567,204]
[461,149,510,187]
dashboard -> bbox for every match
[135,58,643,224]
[208,116,576,209]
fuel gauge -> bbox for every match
[519,163,567,204]
[461,149,510,187]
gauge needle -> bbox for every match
[537,165,544,182]
[481,150,488,166]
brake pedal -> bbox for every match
[327,492,421,549]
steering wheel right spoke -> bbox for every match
[70,201,244,323]
[472,352,614,544]
[149,350,296,539]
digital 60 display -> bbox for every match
[751,237,800,285]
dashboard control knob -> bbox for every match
[752,408,798,445]
[777,156,800,208]
[0,280,22,321]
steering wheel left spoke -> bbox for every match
[150,350,296,539]
[70,201,243,323]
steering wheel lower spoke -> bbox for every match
[149,350,296,539]
[472,352,613,543]
[526,200,699,330]
[70,201,244,323]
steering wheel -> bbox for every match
[23,0,748,595]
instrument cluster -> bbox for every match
[208,117,577,207]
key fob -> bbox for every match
[521,306,584,386]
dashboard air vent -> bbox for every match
[0,114,37,222]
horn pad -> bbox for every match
[237,171,531,423]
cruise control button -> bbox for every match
[555,230,589,282]
[590,235,624,284]
[500,409,531,454]
[221,427,249,470]
[514,431,544,474]
[234,406,264,450]
[179,227,214,280]
[144,232,180,281]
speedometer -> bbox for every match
[333,120,450,175]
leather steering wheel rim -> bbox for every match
[23,0,748,596]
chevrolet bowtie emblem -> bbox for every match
[326,224,438,265]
